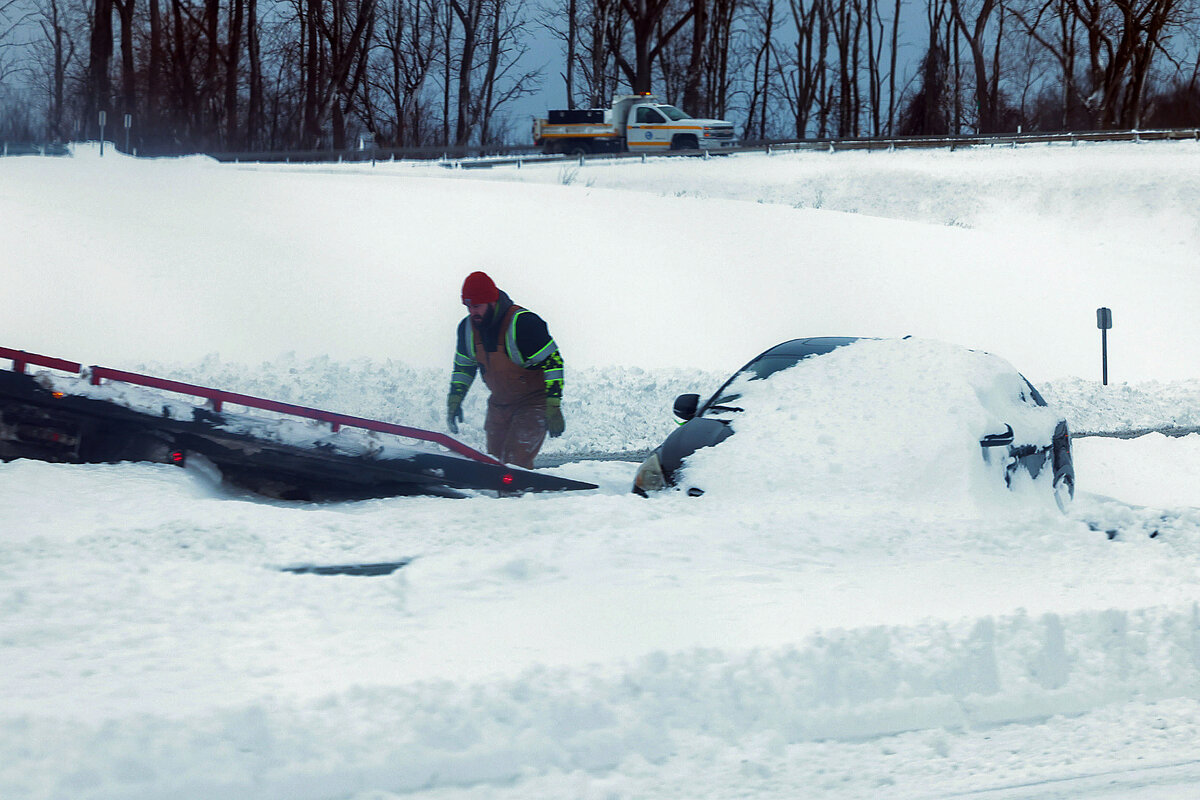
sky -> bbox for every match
[2,141,1200,799]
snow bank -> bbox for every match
[1074,433,1200,508]
[459,142,1200,249]
[126,355,722,459]
[5,603,1200,800]
[1042,378,1200,435]
[5,140,1199,384]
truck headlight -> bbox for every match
[632,452,666,495]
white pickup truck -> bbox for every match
[533,94,738,155]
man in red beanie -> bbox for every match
[447,271,565,468]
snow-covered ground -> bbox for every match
[3,141,1200,799]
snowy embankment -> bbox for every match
[4,142,1200,798]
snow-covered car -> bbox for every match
[632,337,1075,508]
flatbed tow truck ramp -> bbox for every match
[0,346,596,501]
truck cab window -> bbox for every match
[636,108,665,124]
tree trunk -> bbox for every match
[762,0,773,136]
[304,0,321,146]
[479,0,501,144]
[113,0,134,126]
[950,0,997,132]
[39,0,75,140]
[85,0,114,137]
[170,0,197,132]
[443,0,452,144]
[451,0,480,145]
[205,0,220,132]
[888,0,899,133]
[682,0,706,112]
[147,0,162,125]
[226,0,245,147]
[565,0,577,107]
[615,0,694,95]
[247,0,262,147]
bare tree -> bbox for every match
[224,0,244,145]
[1,0,25,96]
[1008,0,1081,127]
[950,0,999,131]
[370,0,438,144]
[898,0,951,134]
[782,0,827,137]
[829,0,864,135]
[297,0,376,147]
[31,0,78,138]
[680,0,704,109]
[744,0,778,138]
[450,0,481,143]
[246,0,264,146]
[887,0,900,132]
[863,0,885,134]
[1009,0,1186,128]
[578,0,620,105]
[704,0,736,117]
[1077,0,1181,127]
[476,0,540,143]
[613,0,693,93]
[443,0,540,145]
[439,0,451,141]
[539,0,580,106]
[84,0,115,134]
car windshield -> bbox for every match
[704,354,803,413]
[658,105,690,121]
[1021,377,1048,407]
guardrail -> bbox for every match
[0,142,71,157]
[201,126,1200,167]
[751,126,1200,154]
[2,345,501,465]
[8,127,1196,164]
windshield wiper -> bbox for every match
[705,404,744,414]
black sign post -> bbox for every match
[98,110,106,156]
[1097,307,1113,385]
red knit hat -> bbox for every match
[461,271,499,305]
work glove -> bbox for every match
[447,393,464,434]
[545,398,565,438]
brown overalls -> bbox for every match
[472,305,547,468]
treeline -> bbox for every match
[1,0,1198,153]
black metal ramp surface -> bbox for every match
[0,369,597,500]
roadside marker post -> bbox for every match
[1097,307,1113,385]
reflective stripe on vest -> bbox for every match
[505,310,559,368]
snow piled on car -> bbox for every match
[679,338,1063,512]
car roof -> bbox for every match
[748,336,1048,406]
[753,337,862,361]
[699,338,863,413]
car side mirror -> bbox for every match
[980,423,1015,448]
[673,393,700,421]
